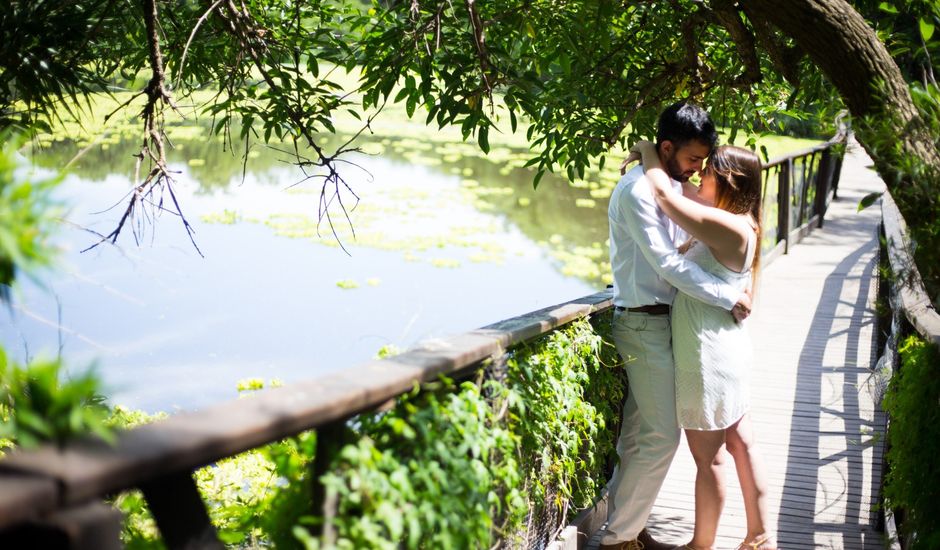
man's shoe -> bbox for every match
[598,540,644,550]
[599,528,672,550]
[637,528,674,550]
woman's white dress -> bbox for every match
[673,229,756,431]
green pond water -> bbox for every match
[2,123,617,412]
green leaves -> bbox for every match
[879,2,900,14]
[858,191,884,211]
[883,336,940,549]
[0,350,113,449]
[283,316,625,547]
[0,132,62,301]
[920,18,935,41]
[108,318,625,548]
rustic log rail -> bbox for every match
[0,136,846,549]
[875,192,940,550]
[880,193,940,346]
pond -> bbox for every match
[2,121,614,413]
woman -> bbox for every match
[628,140,775,550]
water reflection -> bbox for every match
[4,126,610,412]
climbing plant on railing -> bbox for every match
[298,316,624,548]
[113,316,625,549]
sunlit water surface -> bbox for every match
[2,133,610,412]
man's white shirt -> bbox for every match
[608,164,737,310]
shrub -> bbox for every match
[883,335,940,549]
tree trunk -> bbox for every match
[742,0,940,188]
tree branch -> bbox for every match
[708,0,762,88]
[466,0,494,108]
[739,5,803,88]
[85,0,202,256]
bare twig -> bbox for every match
[212,0,376,250]
[84,0,202,256]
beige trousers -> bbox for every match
[601,309,681,544]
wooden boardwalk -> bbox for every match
[590,142,890,550]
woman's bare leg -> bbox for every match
[685,429,727,549]
[725,414,773,545]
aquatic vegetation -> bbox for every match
[575,198,597,209]
[201,209,240,225]
[431,258,461,269]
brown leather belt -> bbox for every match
[615,304,670,315]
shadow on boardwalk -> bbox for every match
[777,228,885,549]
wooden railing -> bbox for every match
[759,136,845,264]
[0,136,847,550]
[875,192,940,550]
[880,193,940,347]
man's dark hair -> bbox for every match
[655,102,718,150]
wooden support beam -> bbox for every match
[778,159,792,254]
[0,501,122,550]
[0,292,614,510]
[140,472,223,550]
[0,474,58,530]
[815,149,833,228]
[309,420,351,542]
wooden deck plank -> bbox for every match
[587,141,889,550]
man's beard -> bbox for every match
[664,153,690,182]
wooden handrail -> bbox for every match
[881,193,940,346]
[0,292,614,528]
[762,140,835,169]
[0,135,847,548]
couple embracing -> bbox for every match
[600,103,775,550]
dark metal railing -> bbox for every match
[0,135,847,550]
[760,136,845,263]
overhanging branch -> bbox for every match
[708,0,762,88]
[740,6,804,88]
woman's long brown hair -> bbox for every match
[706,146,764,290]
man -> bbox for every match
[600,102,751,550]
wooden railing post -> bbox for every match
[798,152,817,226]
[831,148,845,200]
[310,420,350,542]
[140,472,223,550]
[815,149,833,228]
[0,501,123,550]
[778,159,792,254]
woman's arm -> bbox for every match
[632,140,749,258]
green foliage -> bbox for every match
[0,349,113,449]
[0,1,118,132]
[0,132,62,300]
[506,316,623,519]
[112,316,624,549]
[0,0,877,192]
[862,0,940,84]
[883,335,940,549]
[357,0,833,187]
[310,379,523,549]
[110,382,316,550]
[861,81,940,303]
[297,315,624,548]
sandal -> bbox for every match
[735,534,777,550]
